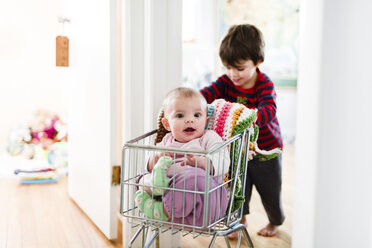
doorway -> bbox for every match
[181,0,299,246]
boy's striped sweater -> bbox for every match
[200,69,283,151]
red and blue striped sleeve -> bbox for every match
[256,80,277,128]
[200,76,226,103]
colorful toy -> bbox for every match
[7,109,68,168]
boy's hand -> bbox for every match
[249,110,258,128]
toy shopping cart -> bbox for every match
[120,129,254,248]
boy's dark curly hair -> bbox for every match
[219,24,265,67]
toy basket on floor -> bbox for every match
[120,129,254,248]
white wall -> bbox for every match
[0,0,67,145]
[276,88,296,143]
[293,0,372,247]
[182,0,218,89]
[122,0,182,143]
[314,0,372,246]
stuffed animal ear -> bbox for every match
[155,107,170,145]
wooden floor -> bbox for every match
[0,176,121,248]
[0,144,294,248]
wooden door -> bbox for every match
[65,0,120,239]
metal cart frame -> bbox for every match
[120,129,254,248]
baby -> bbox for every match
[135,87,230,227]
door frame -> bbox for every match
[121,0,182,246]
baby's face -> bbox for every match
[162,96,208,143]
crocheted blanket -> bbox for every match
[206,99,281,161]
[206,99,282,212]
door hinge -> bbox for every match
[112,165,121,185]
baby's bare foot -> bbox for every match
[257,223,279,237]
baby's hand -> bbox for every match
[179,154,198,166]
[180,155,213,173]
[155,151,176,160]
[148,152,174,171]
[164,152,176,158]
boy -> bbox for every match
[200,24,284,237]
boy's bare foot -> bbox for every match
[228,215,248,239]
[257,223,279,237]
